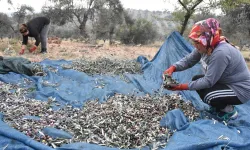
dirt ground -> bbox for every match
[0,40,161,62]
[1,39,250,70]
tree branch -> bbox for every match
[191,0,203,10]
[178,0,189,11]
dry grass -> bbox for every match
[241,51,250,69]
[0,38,160,62]
[241,51,250,58]
[1,38,250,70]
[0,39,8,51]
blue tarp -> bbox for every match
[0,31,249,150]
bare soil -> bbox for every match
[1,39,250,70]
[0,40,161,62]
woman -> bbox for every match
[164,18,250,121]
[19,16,50,54]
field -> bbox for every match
[1,38,249,68]
[0,38,176,149]
[241,50,250,69]
[0,38,161,62]
[0,38,249,148]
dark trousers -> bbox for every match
[192,75,242,111]
[40,24,50,50]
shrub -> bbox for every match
[117,19,158,45]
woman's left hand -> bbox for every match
[165,83,189,91]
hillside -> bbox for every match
[126,9,177,38]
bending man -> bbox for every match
[19,16,50,54]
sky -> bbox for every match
[0,0,175,13]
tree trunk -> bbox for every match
[79,17,88,38]
[180,13,191,35]
[109,26,115,45]
[248,28,250,37]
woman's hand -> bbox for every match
[163,66,176,76]
[165,83,189,91]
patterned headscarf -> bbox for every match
[188,18,223,49]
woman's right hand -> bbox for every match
[163,66,176,76]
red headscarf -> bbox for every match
[188,18,224,50]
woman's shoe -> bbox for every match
[216,107,238,121]
[208,107,217,115]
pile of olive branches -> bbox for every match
[62,58,142,75]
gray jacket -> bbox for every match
[173,42,250,103]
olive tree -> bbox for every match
[117,18,158,45]
[93,0,124,44]
[219,0,250,46]
[42,0,122,38]
[0,13,14,37]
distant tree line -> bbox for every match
[0,0,250,46]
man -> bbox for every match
[19,16,50,54]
